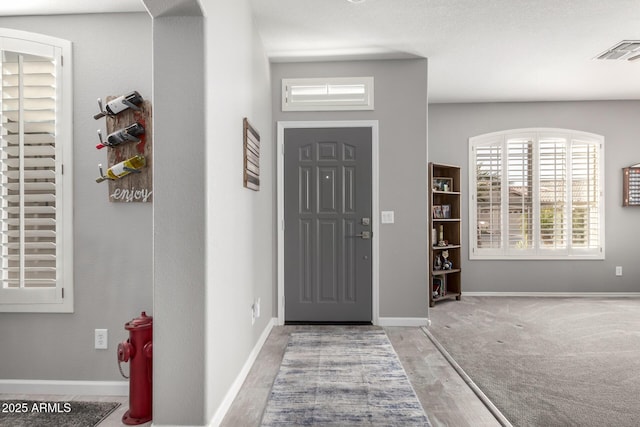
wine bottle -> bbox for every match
[93,91,144,120]
[96,155,146,183]
[96,122,145,149]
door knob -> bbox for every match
[353,231,371,239]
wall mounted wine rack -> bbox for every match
[104,97,153,203]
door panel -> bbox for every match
[284,127,372,322]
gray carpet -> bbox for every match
[261,329,431,426]
[427,297,640,427]
[0,400,120,427]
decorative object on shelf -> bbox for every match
[93,91,144,120]
[432,205,443,218]
[442,204,451,218]
[432,277,444,299]
[434,254,442,270]
[96,122,145,150]
[433,177,453,192]
[623,163,640,207]
[437,224,447,246]
[243,118,260,191]
[441,250,452,270]
[95,94,153,203]
[96,155,146,183]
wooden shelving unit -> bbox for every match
[429,163,462,307]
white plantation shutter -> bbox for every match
[474,141,503,252]
[571,139,601,250]
[470,129,603,260]
[507,137,534,252]
[282,77,374,111]
[538,137,567,252]
[0,30,73,312]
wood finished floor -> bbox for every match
[221,325,500,427]
[0,326,498,426]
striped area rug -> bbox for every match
[261,329,431,426]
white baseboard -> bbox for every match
[208,317,276,427]
[378,317,429,327]
[0,379,128,396]
[465,292,640,297]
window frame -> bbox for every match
[282,77,374,111]
[469,128,604,261]
[0,28,73,313]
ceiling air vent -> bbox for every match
[595,40,640,61]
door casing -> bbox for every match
[277,120,380,326]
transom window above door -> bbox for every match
[282,77,374,111]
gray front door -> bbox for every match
[284,127,372,322]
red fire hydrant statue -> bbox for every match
[118,311,153,425]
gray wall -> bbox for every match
[429,101,640,292]
[271,59,429,318]
[149,11,207,427]
[146,0,275,422]
[0,13,152,381]
[0,6,276,425]
[202,0,275,422]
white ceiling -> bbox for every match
[2,0,640,103]
[0,0,145,16]
[252,0,640,103]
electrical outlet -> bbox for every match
[615,266,623,276]
[251,304,255,325]
[95,329,108,350]
[255,298,261,318]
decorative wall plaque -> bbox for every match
[243,118,260,191]
[623,164,640,207]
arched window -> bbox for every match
[469,128,604,260]
[0,29,73,312]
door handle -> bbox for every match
[351,231,372,240]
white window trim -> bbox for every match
[282,77,374,111]
[0,29,73,313]
[469,128,604,261]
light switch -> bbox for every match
[381,211,395,224]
